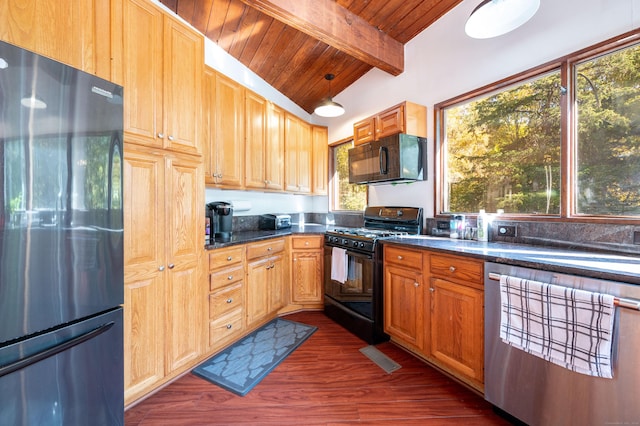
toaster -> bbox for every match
[259,214,291,230]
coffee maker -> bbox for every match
[206,201,233,243]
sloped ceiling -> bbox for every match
[159,0,463,114]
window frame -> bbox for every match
[434,28,640,224]
[328,136,368,212]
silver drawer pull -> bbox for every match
[227,275,233,280]
[226,324,232,329]
[227,256,232,261]
[414,282,419,287]
[267,247,273,251]
[397,255,403,260]
[226,298,233,303]
[449,266,456,273]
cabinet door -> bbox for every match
[312,126,328,195]
[0,0,112,79]
[265,102,285,191]
[376,104,405,139]
[123,147,165,404]
[284,114,300,192]
[430,277,484,384]
[246,257,271,326]
[122,0,163,146]
[269,254,286,312]
[163,15,203,154]
[353,117,375,145]
[384,264,424,350]
[213,72,245,188]
[164,155,204,373]
[291,250,323,303]
[244,90,267,189]
[297,120,312,193]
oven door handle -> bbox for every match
[345,250,373,261]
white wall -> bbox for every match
[324,0,640,217]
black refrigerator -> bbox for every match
[0,41,124,425]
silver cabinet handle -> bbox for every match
[414,282,419,287]
[397,255,403,260]
[227,256,232,261]
[157,132,164,138]
[430,287,435,292]
[226,298,233,303]
[168,263,175,269]
[267,247,273,251]
[158,265,165,271]
[168,135,174,141]
[226,324,232,329]
[227,275,233,280]
[449,266,456,273]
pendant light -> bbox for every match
[465,0,540,39]
[314,74,345,118]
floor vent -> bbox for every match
[359,345,402,374]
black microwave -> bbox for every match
[348,133,427,184]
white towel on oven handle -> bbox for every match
[499,275,616,378]
[330,247,348,284]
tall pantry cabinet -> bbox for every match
[116,0,205,405]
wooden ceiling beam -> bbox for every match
[238,0,404,76]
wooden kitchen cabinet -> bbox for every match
[284,113,312,193]
[121,0,203,154]
[204,67,245,188]
[312,125,329,195]
[429,254,484,390]
[245,90,285,191]
[123,145,204,405]
[1,0,114,81]
[353,101,427,146]
[383,245,427,352]
[208,246,246,350]
[246,238,286,328]
[290,235,324,308]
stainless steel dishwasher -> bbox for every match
[484,262,640,426]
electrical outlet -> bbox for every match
[498,225,517,237]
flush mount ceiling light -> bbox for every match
[314,74,345,118]
[465,0,540,39]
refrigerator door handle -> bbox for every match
[0,321,115,378]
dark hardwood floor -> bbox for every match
[125,311,513,425]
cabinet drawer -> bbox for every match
[209,283,243,317]
[246,238,285,260]
[210,264,245,292]
[209,308,244,347]
[291,235,323,249]
[209,246,245,271]
[430,254,483,284]
[384,246,423,269]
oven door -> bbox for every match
[324,247,374,319]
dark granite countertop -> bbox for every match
[382,236,640,285]
[204,223,332,249]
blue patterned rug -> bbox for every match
[192,318,317,396]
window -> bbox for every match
[330,139,367,211]
[575,44,640,216]
[437,30,640,219]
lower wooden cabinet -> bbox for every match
[207,246,246,350]
[290,235,323,307]
[246,238,286,328]
[383,244,484,392]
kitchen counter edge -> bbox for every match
[381,237,640,285]
[205,224,332,250]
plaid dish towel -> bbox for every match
[499,275,615,378]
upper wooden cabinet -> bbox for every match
[285,113,312,193]
[121,0,203,154]
[353,101,427,146]
[0,0,114,81]
[312,126,328,195]
[244,91,285,191]
[204,67,245,188]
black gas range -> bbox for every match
[323,206,423,344]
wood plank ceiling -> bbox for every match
[158,0,463,114]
